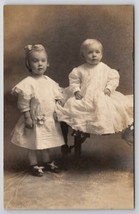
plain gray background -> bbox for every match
[1,0,139,213]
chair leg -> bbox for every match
[74,135,82,158]
[60,122,69,144]
[60,122,69,170]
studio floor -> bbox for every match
[4,133,134,210]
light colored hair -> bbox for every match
[80,39,103,57]
[24,44,48,72]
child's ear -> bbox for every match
[47,62,50,67]
[80,52,85,59]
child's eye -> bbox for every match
[88,51,93,54]
[32,58,38,62]
[42,59,46,62]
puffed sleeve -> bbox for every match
[68,68,81,94]
[17,94,30,112]
[11,77,34,112]
[105,69,120,92]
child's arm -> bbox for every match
[23,111,33,129]
[105,69,120,95]
[69,68,83,100]
[17,94,33,129]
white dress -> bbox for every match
[56,62,133,135]
[11,75,65,150]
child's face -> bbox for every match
[28,51,48,76]
[83,43,103,65]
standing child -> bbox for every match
[56,39,133,136]
[11,44,65,176]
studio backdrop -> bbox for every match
[4,5,133,166]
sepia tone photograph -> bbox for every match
[4,5,134,209]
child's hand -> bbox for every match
[56,99,64,107]
[104,88,111,96]
[25,117,34,129]
[74,91,83,100]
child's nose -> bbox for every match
[38,61,43,65]
[92,53,97,58]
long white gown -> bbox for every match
[56,62,133,135]
[11,75,65,150]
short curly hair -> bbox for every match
[80,39,103,57]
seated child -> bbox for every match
[56,39,133,136]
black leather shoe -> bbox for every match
[31,165,44,177]
[44,161,61,173]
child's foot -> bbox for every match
[44,161,61,173]
[31,165,44,177]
